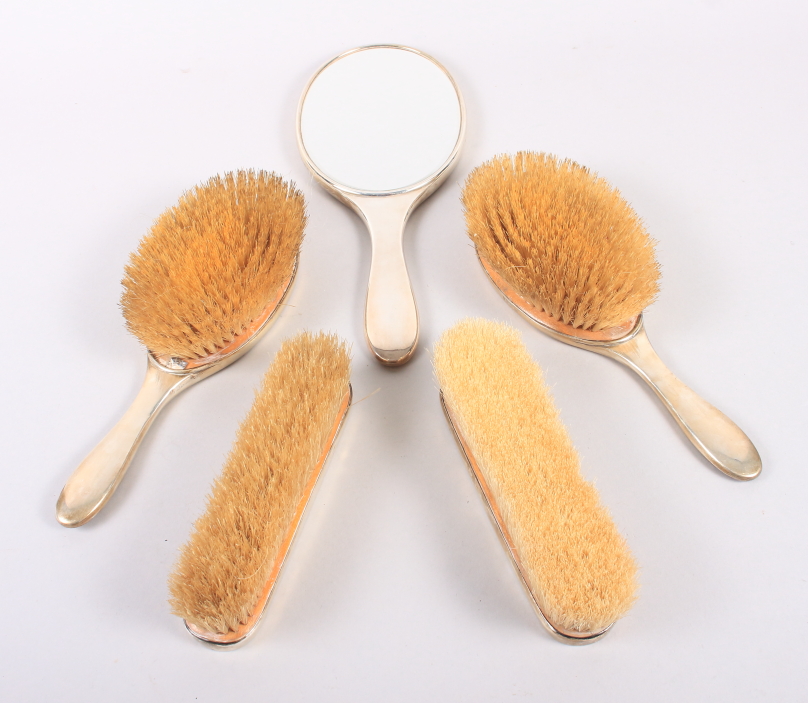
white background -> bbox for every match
[1,1,806,701]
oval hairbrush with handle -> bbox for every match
[57,171,304,527]
[462,152,760,481]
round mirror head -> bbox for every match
[298,45,464,194]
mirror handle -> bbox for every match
[358,193,419,365]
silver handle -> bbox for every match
[602,327,761,480]
[56,358,194,527]
[359,194,419,365]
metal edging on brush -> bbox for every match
[152,256,300,375]
[477,252,644,350]
[439,391,614,646]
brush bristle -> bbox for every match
[462,152,659,331]
[434,319,637,633]
[168,332,350,635]
[121,170,304,360]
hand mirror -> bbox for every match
[297,45,465,365]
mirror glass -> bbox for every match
[299,46,463,193]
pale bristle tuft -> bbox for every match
[462,152,660,331]
[434,319,637,633]
[168,332,350,635]
[121,170,304,360]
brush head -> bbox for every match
[462,152,660,332]
[121,170,304,361]
[168,332,351,636]
[434,318,637,634]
